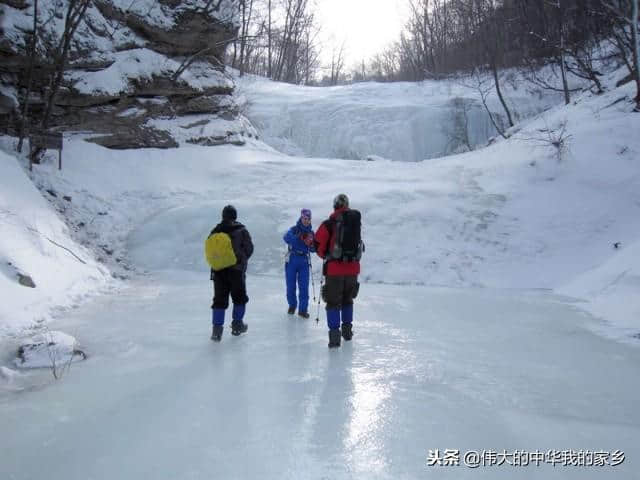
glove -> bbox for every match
[301,233,314,247]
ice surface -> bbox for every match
[236,74,561,161]
[1,272,638,479]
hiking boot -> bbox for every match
[231,320,248,336]
[328,329,341,348]
[298,311,310,319]
[211,325,223,342]
[341,323,353,341]
[287,306,296,315]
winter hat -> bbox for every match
[222,204,237,221]
[301,208,312,220]
[333,193,349,209]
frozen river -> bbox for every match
[1,270,638,480]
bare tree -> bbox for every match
[268,0,273,77]
[329,41,346,86]
[519,118,573,162]
[17,0,39,153]
[464,68,508,138]
[475,0,514,127]
[172,39,233,83]
[40,0,92,132]
[604,0,640,110]
[236,0,256,76]
[634,0,640,109]
[552,0,571,104]
[300,20,321,84]
[518,0,612,102]
[232,0,319,84]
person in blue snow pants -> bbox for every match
[283,208,315,318]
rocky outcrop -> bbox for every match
[87,126,178,149]
[175,94,238,115]
[92,0,236,59]
[3,0,27,7]
[0,0,253,149]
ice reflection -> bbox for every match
[345,366,392,474]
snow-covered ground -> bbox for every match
[1,68,639,479]
[0,149,109,336]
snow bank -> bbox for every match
[0,149,109,336]
[14,330,85,369]
[558,241,640,342]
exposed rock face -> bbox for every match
[92,0,235,58]
[0,0,255,149]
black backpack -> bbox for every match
[327,209,364,261]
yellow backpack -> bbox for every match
[205,232,237,271]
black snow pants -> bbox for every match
[323,275,359,310]
[212,268,249,309]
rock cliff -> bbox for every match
[0,0,257,148]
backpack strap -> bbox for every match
[322,219,332,236]
[323,216,341,261]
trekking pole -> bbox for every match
[315,276,323,324]
[308,253,316,302]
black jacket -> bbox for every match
[209,220,254,278]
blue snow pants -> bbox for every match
[285,253,310,313]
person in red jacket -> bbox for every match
[314,193,361,348]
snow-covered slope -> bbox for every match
[558,240,640,343]
[0,150,108,336]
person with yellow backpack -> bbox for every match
[204,205,254,342]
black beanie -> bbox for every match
[333,193,349,209]
[222,205,237,221]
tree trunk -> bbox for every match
[632,0,640,110]
[267,0,272,78]
[557,3,570,105]
[239,0,246,76]
[491,60,514,127]
[17,0,38,153]
[41,0,90,131]
[559,50,570,104]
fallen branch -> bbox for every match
[0,216,87,264]
[33,229,87,265]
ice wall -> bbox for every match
[238,76,558,162]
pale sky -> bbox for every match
[315,0,409,71]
